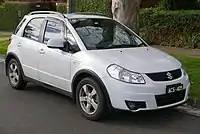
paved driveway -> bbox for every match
[0,62,199,134]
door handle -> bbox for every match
[39,49,45,54]
[17,43,22,47]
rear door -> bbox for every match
[17,18,45,80]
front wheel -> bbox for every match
[76,77,108,121]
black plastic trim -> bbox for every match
[5,52,25,78]
[25,76,73,98]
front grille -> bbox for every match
[155,90,186,107]
[146,69,182,81]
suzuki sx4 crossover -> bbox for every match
[5,11,190,121]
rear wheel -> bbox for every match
[76,77,108,121]
[7,59,27,90]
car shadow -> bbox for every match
[24,82,74,103]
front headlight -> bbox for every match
[107,64,145,84]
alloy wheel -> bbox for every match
[79,84,99,115]
[8,63,19,86]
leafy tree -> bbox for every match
[158,0,175,10]
[0,0,4,5]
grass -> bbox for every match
[0,34,11,38]
[0,40,199,98]
[0,40,8,55]
[173,55,200,99]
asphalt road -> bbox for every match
[0,62,199,134]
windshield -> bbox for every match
[69,18,147,50]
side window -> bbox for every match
[23,18,44,41]
[43,20,65,44]
[14,18,26,35]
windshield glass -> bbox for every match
[69,18,147,50]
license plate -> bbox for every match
[166,83,184,94]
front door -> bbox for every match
[38,19,71,91]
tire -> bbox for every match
[7,59,27,90]
[76,77,108,121]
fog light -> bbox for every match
[125,100,146,110]
[127,101,136,110]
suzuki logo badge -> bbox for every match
[166,72,173,80]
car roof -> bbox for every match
[65,13,111,20]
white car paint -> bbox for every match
[38,44,72,91]
[75,47,182,73]
[6,12,190,112]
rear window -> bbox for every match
[13,18,26,35]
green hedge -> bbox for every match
[0,3,30,31]
[56,3,67,13]
[158,0,175,10]
[76,0,107,15]
[140,8,200,48]
[140,9,200,29]
[0,2,56,31]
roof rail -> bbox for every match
[28,11,65,19]
[70,12,108,17]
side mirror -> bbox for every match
[47,38,64,49]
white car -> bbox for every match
[5,11,190,121]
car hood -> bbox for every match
[86,47,181,73]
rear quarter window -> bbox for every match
[13,18,26,35]
[23,18,44,41]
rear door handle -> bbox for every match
[39,49,45,54]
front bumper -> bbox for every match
[102,74,190,112]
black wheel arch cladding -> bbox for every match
[72,69,112,108]
[5,52,23,76]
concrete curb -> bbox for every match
[175,98,200,117]
[187,98,200,109]
[0,56,5,63]
[0,54,5,61]
[176,104,200,117]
